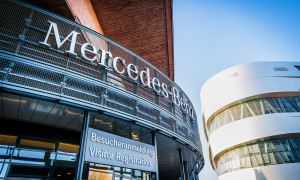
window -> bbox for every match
[0,135,17,179]
[209,96,300,135]
[87,163,156,180]
[2,137,79,179]
[216,138,300,175]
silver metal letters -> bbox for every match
[39,21,194,119]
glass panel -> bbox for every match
[143,172,151,180]
[258,143,266,153]
[273,152,284,164]
[210,121,215,134]
[286,151,295,163]
[10,165,51,177]
[288,97,300,111]
[216,138,300,175]
[254,99,263,115]
[271,140,283,151]
[269,98,281,113]
[244,105,252,118]
[279,151,289,162]
[123,168,131,176]
[218,114,224,127]
[250,144,259,153]
[238,147,245,157]
[225,110,233,124]
[0,135,14,178]
[282,98,296,112]
[209,96,300,134]
[247,101,258,116]
[262,153,269,165]
[292,139,300,148]
[215,119,219,130]
[293,97,299,109]
[94,164,114,173]
[88,170,113,180]
[114,167,122,175]
[245,156,251,168]
[255,154,263,165]
[87,163,155,180]
[230,108,238,121]
[250,155,258,167]
[55,153,77,168]
[54,145,77,180]
[235,105,242,120]
[291,150,300,162]
[280,139,290,151]
[133,169,142,178]
[90,113,153,145]
[295,97,300,110]
[12,149,55,166]
[269,152,277,165]
[240,157,246,168]
[0,135,17,146]
[53,166,75,180]
[58,143,79,154]
[19,139,56,151]
[115,176,131,180]
[0,147,13,157]
[0,163,9,178]
[263,99,272,114]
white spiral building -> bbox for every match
[201,61,300,180]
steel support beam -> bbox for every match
[75,110,90,180]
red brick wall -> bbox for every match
[91,0,174,80]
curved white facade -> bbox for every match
[201,61,300,180]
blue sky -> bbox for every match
[173,0,300,179]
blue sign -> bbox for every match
[84,128,157,172]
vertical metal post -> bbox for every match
[4,136,18,179]
[75,110,90,180]
[100,42,110,107]
[179,149,186,180]
[132,56,139,117]
[152,131,159,180]
[153,70,160,124]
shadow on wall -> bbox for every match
[255,169,267,180]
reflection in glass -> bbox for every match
[58,143,79,154]
[88,163,155,180]
[89,113,153,145]
[209,96,300,134]
[0,135,16,179]
[216,138,300,175]
[0,136,80,179]
[12,149,55,165]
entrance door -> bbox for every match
[87,163,156,180]
[1,135,79,180]
[8,137,57,179]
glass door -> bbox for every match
[87,163,156,180]
[9,137,57,179]
[0,135,17,179]
[4,137,79,179]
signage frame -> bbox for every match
[84,128,157,172]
